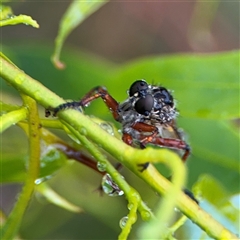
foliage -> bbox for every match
[0,2,239,240]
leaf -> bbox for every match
[109,51,240,194]
[112,51,239,120]
[0,5,13,20]
[36,183,83,213]
[52,0,108,69]
[180,118,239,193]
[187,174,240,238]
[0,126,28,183]
[1,43,117,118]
[0,154,27,183]
[0,5,39,28]
[0,125,69,183]
[1,44,115,98]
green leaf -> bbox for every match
[180,118,239,193]
[37,145,68,180]
[0,5,39,28]
[0,125,69,183]
[0,126,28,183]
[109,51,239,194]
[0,5,13,20]
[113,51,239,120]
[36,183,83,213]
[1,44,115,97]
[0,154,27,183]
[24,127,69,181]
[193,174,239,228]
[52,0,108,69]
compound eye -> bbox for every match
[160,88,173,106]
[135,94,154,116]
[129,80,148,97]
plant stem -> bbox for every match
[0,107,27,133]
[63,121,152,239]
[0,95,40,239]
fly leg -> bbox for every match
[45,86,120,121]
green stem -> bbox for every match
[63,121,153,239]
[40,118,63,129]
[137,153,186,238]
[118,197,138,240]
[0,107,27,133]
[1,95,40,239]
[0,56,238,240]
[169,215,188,233]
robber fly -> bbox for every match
[46,80,197,203]
[46,80,189,162]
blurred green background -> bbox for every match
[1,1,239,239]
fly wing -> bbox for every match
[159,120,185,141]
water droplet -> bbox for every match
[35,176,52,185]
[99,122,114,135]
[15,74,24,85]
[174,207,180,213]
[8,15,15,19]
[141,210,151,221]
[119,216,128,229]
[84,102,90,107]
[35,178,43,185]
[97,161,107,172]
[101,174,124,197]
[79,128,87,136]
[127,203,134,210]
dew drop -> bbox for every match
[141,210,151,221]
[8,15,15,19]
[127,203,134,210]
[35,178,43,185]
[15,74,24,85]
[101,174,124,197]
[97,161,107,172]
[34,176,52,185]
[84,102,90,107]
[100,122,114,136]
[174,207,180,213]
[119,216,128,229]
[79,128,87,136]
